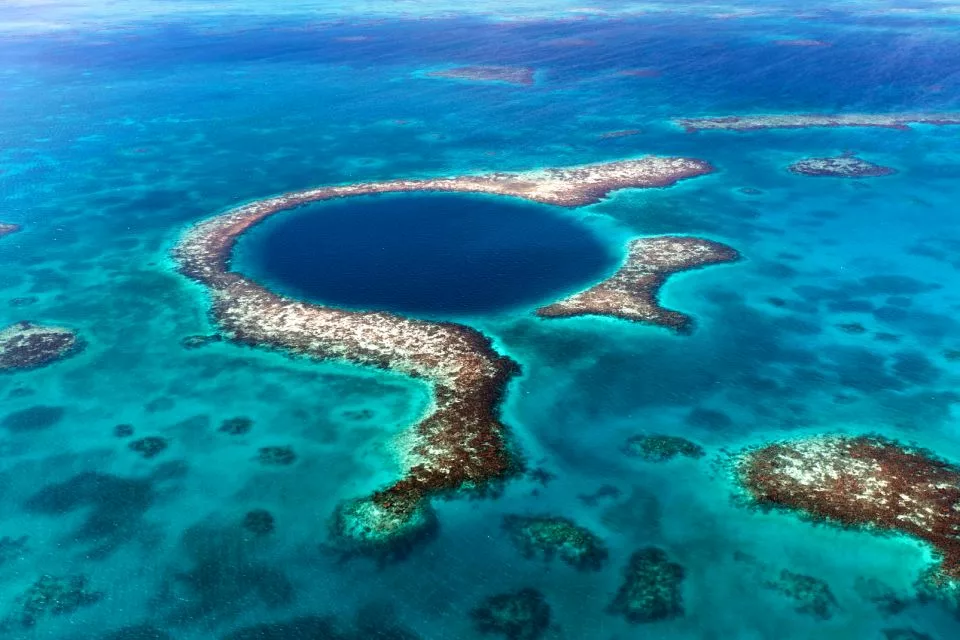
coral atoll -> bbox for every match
[735,434,960,580]
[471,588,552,640]
[502,514,608,571]
[425,66,535,86]
[621,434,705,462]
[537,236,739,332]
[608,547,685,623]
[788,153,896,178]
[676,112,960,132]
[173,157,714,552]
[0,321,79,371]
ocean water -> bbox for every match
[234,193,617,317]
[2,1,960,639]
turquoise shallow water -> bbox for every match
[2,2,960,639]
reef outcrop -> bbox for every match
[608,547,685,623]
[0,322,80,372]
[0,223,20,239]
[11,574,102,627]
[471,588,552,640]
[676,113,960,132]
[173,158,712,553]
[502,514,608,571]
[735,434,960,580]
[425,66,535,86]
[536,236,739,332]
[788,153,896,178]
[621,434,705,462]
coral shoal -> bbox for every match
[788,154,896,178]
[173,157,712,549]
[0,223,20,239]
[536,236,739,333]
[0,322,79,372]
[502,514,608,571]
[608,547,685,623]
[471,588,551,640]
[676,113,960,132]
[735,434,960,579]
[425,66,535,86]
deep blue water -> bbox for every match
[2,2,960,639]
[236,193,616,316]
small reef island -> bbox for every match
[788,153,896,178]
[675,112,960,132]
[735,435,960,586]
[424,65,535,86]
[174,157,729,554]
[537,236,738,332]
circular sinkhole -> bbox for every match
[234,192,618,317]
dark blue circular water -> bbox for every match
[235,192,616,316]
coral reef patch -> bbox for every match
[536,236,739,332]
[0,321,80,371]
[676,113,960,132]
[129,436,169,459]
[502,514,607,571]
[735,435,960,580]
[424,65,535,86]
[607,547,685,623]
[471,588,552,640]
[621,434,705,462]
[173,157,713,551]
[8,574,102,627]
[764,569,839,620]
[788,153,896,178]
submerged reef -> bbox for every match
[788,153,896,178]
[502,514,608,571]
[129,436,168,459]
[173,157,712,552]
[11,574,102,627]
[471,588,552,640]
[764,569,839,620]
[219,416,253,435]
[676,112,960,132]
[0,223,20,238]
[0,321,79,371]
[608,547,685,623]
[735,435,960,580]
[331,496,439,563]
[536,236,739,332]
[242,509,275,537]
[258,445,296,466]
[425,65,535,86]
[621,434,705,462]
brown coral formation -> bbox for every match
[676,113,960,133]
[788,154,896,178]
[736,434,960,579]
[536,236,739,332]
[0,223,20,239]
[424,66,535,86]
[173,157,712,546]
[0,322,79,371]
